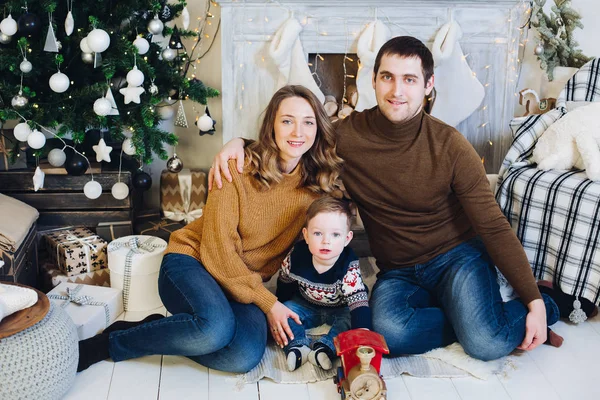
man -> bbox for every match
[209,36,563,360]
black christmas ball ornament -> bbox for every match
[18,13,41,38]
[133,170,152,190]
[64,151,89,176]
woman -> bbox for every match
[77,85,343,373]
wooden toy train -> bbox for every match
[333,329,390,400]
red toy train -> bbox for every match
[333,329,390,400]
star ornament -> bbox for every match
[33,166,45,192]
[93,138,113,162]
[119,85,145,104]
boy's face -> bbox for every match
[302,212,353,265]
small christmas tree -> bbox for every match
[531,0,592,80]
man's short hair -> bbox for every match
[305,197,353,231]
[373,36,434,86]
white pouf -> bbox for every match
[108,235,167,311]
[0,303,78,400]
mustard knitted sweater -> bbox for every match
[166,161,319,313]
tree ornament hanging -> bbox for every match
[534,42,544,56]
[48,148,67,167]
[14,122,32,141]
[197,106,216,135]
[18,13,41,38]
[20,59,33,73]
[120,85,145,104]
[111,182,129,200]
[80,37,92,53]
[92,138,113,162]
[49,72,70,93]
[161,48,176,61]
[0,32,11,44]
[11,91,28,109]
[44,15,59,52]
[33,166,45,192]
[161,4,172,20]
[166,153,183,173]
[93,97,112,116]
[149,80,159,95]
[27,129,46,149]
[0,14,18,36]
[83,180,102,199]
[64,151,88,176]
[126,65,145,86]
[87,28,111,53]
[147,14,164,35]
[122,138,136,155]
[81,52,94,64]
[181,7,190,30]
[175,100,188,128]
[169,26,183,50]
[65,12,74,36]
[133,36,150,55]
[133,170,152,190]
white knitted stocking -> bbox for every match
[355,20,391,112]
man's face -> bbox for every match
[373,54,434,124]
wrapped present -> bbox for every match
[108,235,167,311]
[43,227,108,276]
[160,168,206,224]
[40,260,110,291]
[96,221,133,242]
[47,282,123,340]
[134,216,185,242]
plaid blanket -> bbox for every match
[496,59,600,304]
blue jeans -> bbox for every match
[283,296,351,354]
[370,237,560,361]
[108,253,267,373]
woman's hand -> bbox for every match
[208,137,247,190]
[266,301,302,348]
[517,298,548,351]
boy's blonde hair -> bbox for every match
[305,197,353,231]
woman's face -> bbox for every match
[274,96,318,171]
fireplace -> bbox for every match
[218,0,526,173]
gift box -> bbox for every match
[47,282,123,340]
[96,221,133,242]
[43,227,108,276]
[160,168,206,224]
[40,260,111,291]
[108,235,167,311]
[134,210,185,241]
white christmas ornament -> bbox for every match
[157,104,175,120]
[133,36,150,55]
[105,87,120,115]
[0,32,11,44]
[48,148,67,167]
[126,65,145,86]
[93,97,112,116]
[181,7,190,30]
[33,167,45,192]
[148,15,164,35]
[19,59,32,73]
[87,28,111,53]
[197,114,214,132]
[111,182,129,200]
[27,129,46,149]
[120,85,145,104]
[84,180,102,200]
[92,138,113,162]
[80,37,92,53]
[269,17,325,103]
[122,138,136,155]
[161,48,176,61]
[14,122,32,141]
[65,11,74,36]
[0,15,18,36]
[430,20,484,127]
[44,22,59,52]
[355,20,391,112]
[49,72,70,93]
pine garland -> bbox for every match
[531,0,592,80]
[0,0,219,165]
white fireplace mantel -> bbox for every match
[219,0,526,172]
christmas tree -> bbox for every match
[531,0,592,80]
[0,0,219,165]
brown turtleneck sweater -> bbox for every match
[335,107,541,304]
[166,160,319,313]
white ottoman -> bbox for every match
[0,302,78,400]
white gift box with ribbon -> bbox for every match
[47,282,123,340]
[108,235,167,312]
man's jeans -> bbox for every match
[370,237,560,360]
[283,296,351,354]
[108,253,267,373]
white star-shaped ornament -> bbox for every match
[33,166,45,192]
[119,85,145,104]
[93,138,113,162]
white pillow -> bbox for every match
[566,101,593,112]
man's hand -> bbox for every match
[517,298,547,351]
[208,137,246,190]
[266,301,302,348]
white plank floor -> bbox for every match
[64,308,600,400]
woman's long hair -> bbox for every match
[245,85,343,194]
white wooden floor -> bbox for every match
[64,308,600,400]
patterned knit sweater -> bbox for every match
[166,160,319,313]
[276,240,372,329]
